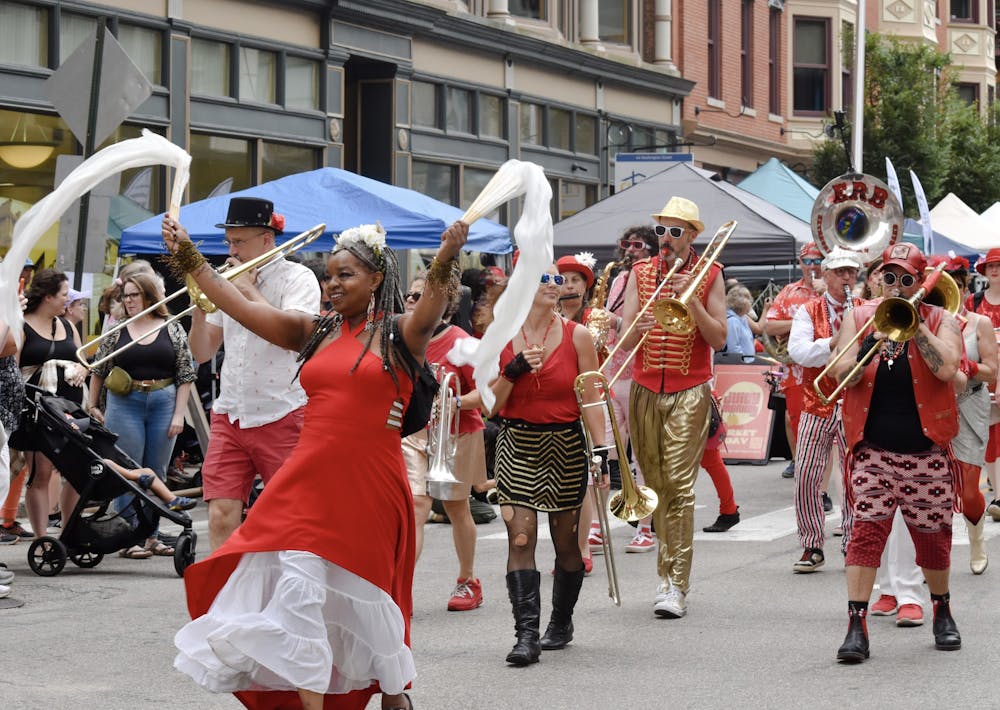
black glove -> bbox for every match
[502,352,532,381]
[593,448,610,480]
[857,333,879,362]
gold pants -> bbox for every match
[629,381,711,592]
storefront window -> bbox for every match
[117,24,162,86]
[59,12,98,64]
[0,1,48,68]
[189,134,252,201]
[240,46,276,104]
[262,141,319,183]
[560,180,597,220]
[285,56,319,111]
[462,166,496,213]
[412,160,455,205]
[479,94,504,138]
[191,39,230,97]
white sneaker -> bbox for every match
[0,584,9,599]
[0,567,13,585]
[653,582,687,618]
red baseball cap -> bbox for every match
[556,254,595,289]
[975,247,1000,275]
[881,242,927,277]
[799,242,822,259]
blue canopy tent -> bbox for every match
[118,168,511,255]
[738,157,819,223]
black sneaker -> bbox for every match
[822,493,833,513]
[1,521,32,539]
[781,461,795,479]
[793,548,825,573]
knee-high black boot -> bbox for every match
[505,569,541,666]
[540,566,585,650]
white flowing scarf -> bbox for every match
[447,160,553,412]
[1,129,190,348]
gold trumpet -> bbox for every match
[813,262,959,405]
[78,223,326,370]
[651,220,738,335]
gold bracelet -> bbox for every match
[425,256,460,300]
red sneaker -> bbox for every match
[895,603,924,627]
[870,594,898,616]
[582,554,593,576]
[588,528,604,554]
[447,577,483,611]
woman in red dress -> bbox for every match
[967,248,1000,517]
[162,216,468,710]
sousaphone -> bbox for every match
[811,172,903,263]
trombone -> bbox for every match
[78,223,326,370]
[813,262,959,405]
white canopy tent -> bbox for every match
[928,193,1000,252]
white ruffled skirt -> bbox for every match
[174,550,416,695]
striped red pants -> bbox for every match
[794,407,847,551]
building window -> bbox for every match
[708,0,722,99]
[117,24,163,86]
[510,0,547,20]
[412,81,439,128]
[262,141,320,182]
[462,166,498,214]
[479,94,504,138]
[741,0,754,107]
[189,134,253,201]
[956,82,980,105]
[412,160,456,204]
[950,0,976,22]
[841,21,853,116]
[285,56,319,111]
[520,103,543,145]
[599,0,630,44]
[548,107,571,151]
[631,125,654,150]
[446,87,473,134]
[191,39,231,97]
[239,46,276,104]
[769,7,781,114]
[793,17,830,115]
[0,2,48,68]
[59,12,98,64]
[559,180,597,220]
[575,114,597,155]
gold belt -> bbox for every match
[130,378,173,393]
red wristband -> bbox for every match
[968,360,980,378]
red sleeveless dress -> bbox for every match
[176,319,416,710]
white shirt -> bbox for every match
[788,294,845,368]
[206,258,320,428]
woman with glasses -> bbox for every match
[488,264,607,666]
[87,272,196,559]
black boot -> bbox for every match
[505,570,541,666]
[540,566,585,650]
[932,593,961,651]
[836,607,870,663]
[703,508,740,533]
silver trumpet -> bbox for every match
[425,365,466,501]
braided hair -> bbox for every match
[296,237,405,385]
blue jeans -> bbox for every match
[105,385,178,531]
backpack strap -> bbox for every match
[974,289,985,313]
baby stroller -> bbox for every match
[13,385,197,578]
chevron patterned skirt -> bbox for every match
[494,418,589,512]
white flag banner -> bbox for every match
[884,157,904,211]
[909,170,933,253]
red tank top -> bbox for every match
[426,324,485,433]
[499,318,581,423]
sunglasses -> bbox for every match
[404,291,422,301]
[802,258,822,266]
[539,274,566,286]
[620,239,648,250]
[882,272,916,288]
[653,225,686,239]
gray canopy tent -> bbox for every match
[553,162,810,268]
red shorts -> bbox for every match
[202,407,305,502]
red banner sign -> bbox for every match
[715,364,775,464]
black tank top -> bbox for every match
[21,316,81,400]
[114,325,175,381]
[864,343,935,453]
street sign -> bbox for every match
[613,152,693,193]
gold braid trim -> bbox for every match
[161,239,207,279]
[425,257,461,301]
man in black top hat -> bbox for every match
[167,197,320,550]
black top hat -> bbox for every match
[215,197,284,235]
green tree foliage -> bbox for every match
[811,33,998,213]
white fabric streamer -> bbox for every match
[447,160,553,412]
[0,130,190,347]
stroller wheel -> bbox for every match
[173,532,197,578]
[70,550,105,568]
[28,536,67,577]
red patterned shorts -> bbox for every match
[849,444,953,532]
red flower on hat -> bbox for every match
[270,213,286,232]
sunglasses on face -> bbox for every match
[653,225,686,239]
[620,239,648,250]
[539,274,566,286]
[404,291,422,301]
[882,272,916,288]
[802,258,822,266]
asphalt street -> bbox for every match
[4,458,998,710]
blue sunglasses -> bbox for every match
[540,274,566,286]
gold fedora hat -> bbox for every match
[650,196,705,233]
